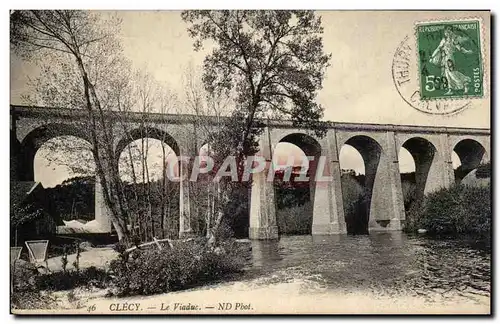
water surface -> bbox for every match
[244,233,490,301]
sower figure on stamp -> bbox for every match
[429,26,473,95]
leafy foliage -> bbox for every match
[182,10,331,136]
[401,180,418,211]
[45,176,95,221]
[476,162,491,179]
[405,184,491,238]
[36,267,109,291]
[11,258,108,309]
[10,291,56,310]
[108,239,246,296]
[275,186,310,210]
[341,174,369,235]
[10,202,42,228]
[277,201,313,235]
[123,180,180,240]
[13,264,108,293]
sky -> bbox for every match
[11,11,488,187]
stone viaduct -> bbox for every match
[10,105,491,239]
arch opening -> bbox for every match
[19,123,92,182]
[340,135,382,235]
[399,137,436,212]
[32,136,96,228]
[116,128,181,240]
[453,139,486,182]
[17,125,97,231]
[273,133,321,236]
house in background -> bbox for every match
[10,181,64,246]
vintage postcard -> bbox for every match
[9,10,491,315]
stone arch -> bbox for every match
[115,127,181,183]
[340,135,383,233]
[115,126,187,237]
[401,137,437,201]
[278,133,322,157]
[343,135,382,197]
[453,138,486,181]
[115,127,180,159]
[273,133,322,235]
[18,123,92,181]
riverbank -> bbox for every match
[405,176,490,238]
[14,269,489,315]
[12,233,490,315]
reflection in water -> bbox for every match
[245,233,490,299]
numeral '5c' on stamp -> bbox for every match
[417,20,483,100]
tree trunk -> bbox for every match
[74,55,130,243]
[207,181,225,247]
[160,144,167,238]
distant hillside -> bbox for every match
[44,176,95,221]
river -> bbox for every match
[238,232,491,310]
[34,232,491,314]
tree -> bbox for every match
[10,203,42,247]
[181,65,235,240]
[12,10,188,244]
[182,10,330,141]
[11,10,132,241]
[182,10,331,244]
[116,71,181,242]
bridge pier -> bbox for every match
[384,131,406,230]
[249,127,279,240]
[369,131,405,231]
[249,169,279,240]
[424,134,455,194]
[94,176,113,233]
[179,163,194,238]
[439,134,457,188]
[312,130,346,235]
[179,160,193,238]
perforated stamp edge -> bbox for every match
[412,16,489,102]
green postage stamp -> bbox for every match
[416,19,483,100]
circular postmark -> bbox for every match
[392,35,471,115]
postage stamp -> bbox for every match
[392,35,471,115]
[416,19,484,100]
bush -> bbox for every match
[11,260,109,310]
[11,290,56,310]
[12,261,109,293]
[341,174,369,234]
[276,201,312,235]
[275,186,310,209]
[108,239,246,297]
[476,162,491,178]
[403,199,424,233]
[12,260,38,289]
[36,267,109,291]
[401,181,418,211]
[405,183,491,238]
